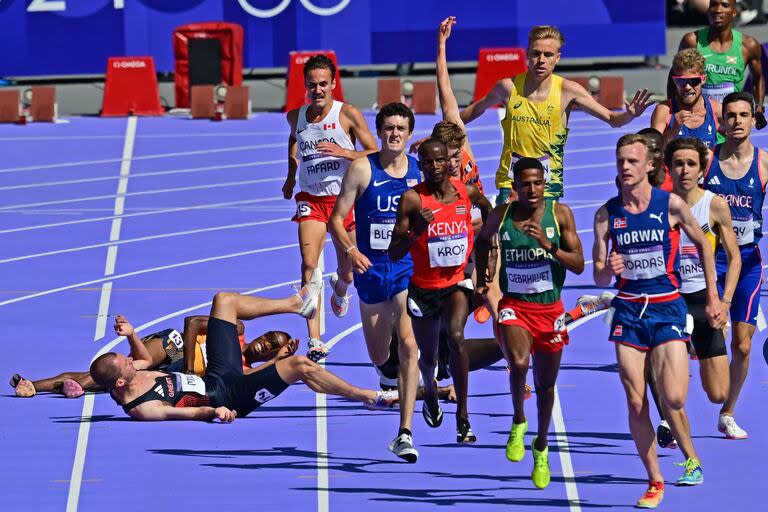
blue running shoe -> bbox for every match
[676,458,703,486]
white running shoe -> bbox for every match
[306,338,329,362]
[718,414,748,439]
[388,433,418,463]
[575,291,615,317]
[368,389,399,410]
[296,268,323,319]
[329,273,350,318]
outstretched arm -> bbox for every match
[459,79,512,125]
[130,402,236,422]
[565,79,653,128]
[437,16,463,128]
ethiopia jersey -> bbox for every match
[355,154,421,265]
[498,199,565,303]
[496,72,568,198]
[696,27,747,103]
[410,180,474,289]
[704,145,765,246]
[295,100,355,196]
[606,188,681,294]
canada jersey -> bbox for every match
[704,145,765,246]
[355,154,421,265]
[295,100,355,196]
[606,188,681,294]
[679,191,718,294]
[410,180,474,289]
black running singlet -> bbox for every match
[117,372,212,412]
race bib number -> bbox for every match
[167,330,183,349]
[428,233,468,267]
[369,217,395,250]
[296,201,311,218]
[732,215,755,245]
[470,204,482,221]
[505,261,554,294]
[702,82,735,103]
[176,373,206,395]
[620,245,666,280]
[678,245,703,281]
[509,151,551,182]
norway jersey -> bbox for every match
[606,187,681,294]
[666,98,719,150]
[295,100,355,196]
[355,154,421,265]
[410,180,474,289]
[704,145,765,246]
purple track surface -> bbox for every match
[1,111,766,511]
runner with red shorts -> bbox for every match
[282,55,378,360]
[475,157,584,489]
[389,138,491,444]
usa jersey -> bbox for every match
[355,154,421,265]
[606,188,681,294]
[704,144,765,246]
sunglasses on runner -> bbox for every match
[672,75,706,88]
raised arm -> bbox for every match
[328,157,373,274]
[669,194,725,328]
[114,316,152,370]
[459,79,512,125]
[437,16,463,127]
[710,195,741,308]
[283,109,300,199]
[565,79,652,128]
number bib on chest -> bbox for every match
[509,151,551,182]
[167,330,183,349]
[678,245,703,281]
[175,373,206,395]
[369,217,395,250]
[427,233,468,268]
[703,82,735,103]
[620,245,666,280]
[505,261,554,294]
[732,215,755,245]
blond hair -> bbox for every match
[431,121,466,148]
[528,26,565,49]
[672,48,705,75]
[616,133,653,161]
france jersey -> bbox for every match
[352,153,421,304]
[703,144,765,247]
[606,187,681,295]
[667,97,719,150]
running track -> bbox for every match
[1,110,766,511]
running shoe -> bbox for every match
[422,397,443,428]
[506,420,527,462]
[388,433,418,463]
[296,268,323,319]
[61,379,84,398]
[531,438,551,489]
[637,481,665,509]
[675,457,703,486]
[329,273,350,318]
[718,414,748,439]
[576,291,615,316]
[457,417,477,444]
[473,304,492,324]
[367,389,399,410]
[656,420,678,449]
[10,374,35,398]
[307,338,329,362]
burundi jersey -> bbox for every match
[696,27,747,103]
[606,188,681,295]
[355,154,421,265]
[703,144,765,246]
[679,191,718,294]
[295,100,355,196]
[497,73,568,197]
[499,199,565,303]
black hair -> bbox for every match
[417,137,446,158]
[303,55,336,80]
[512,157,545,179]
[722,91,755,115]
[375,102,415,132]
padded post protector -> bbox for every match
[377,78,401,108]
[101,57,163,116]
[0,89,20,123]
[412,81,437,114]
[285,50,345,112]
[173,22,244,108]
[224,85,250,120]
[473,48,527,104]
[191,85,216,119]
[30,86,56,122]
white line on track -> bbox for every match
[0,242,299,307]
[0,142,284,174]
[0,198,284,234]
[65,277,308,512]
[0,218,289,264]
[315,323,363,512]
[0,160,283,192]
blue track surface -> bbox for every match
[1,111,766,511]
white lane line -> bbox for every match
[315,323,363,512]
[0,242,299,307]
[0,142,284,174]
[0,131,284,141]
[0,198,284,235]
[0,160,283,192]
[0,218,289,265]
[0,183,282,212]
[66,276,307,512]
